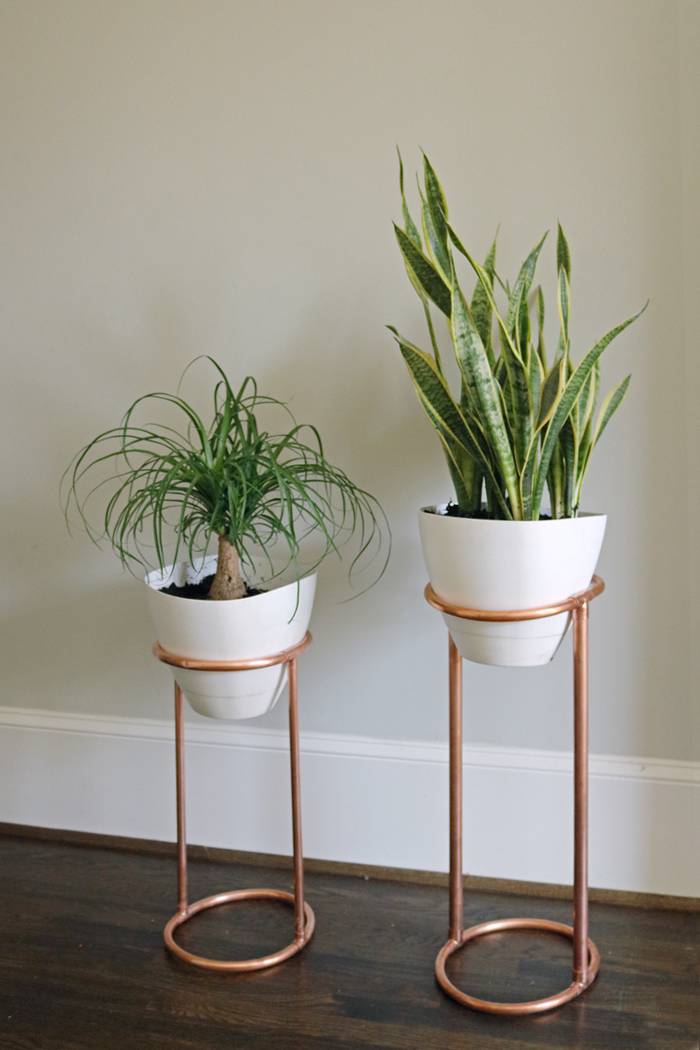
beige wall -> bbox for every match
[1,0,697,761]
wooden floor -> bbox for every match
[0,835,697,1050]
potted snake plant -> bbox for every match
[64,358,388,718]
[391,152,646,666]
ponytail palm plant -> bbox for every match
[390,152,646,520]
[63,358,388,600]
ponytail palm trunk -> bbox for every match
[209,534,246,600]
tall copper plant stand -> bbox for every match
[425,576,605,1016]
[153,632,316,972]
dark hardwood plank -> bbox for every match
[0,836,697,1049]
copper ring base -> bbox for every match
[156,636,314,978]
[164,888,316,972]
[435,917,600,1016]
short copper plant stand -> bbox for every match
[425,576,605,1016]
[153,632,316,972]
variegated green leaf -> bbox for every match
[579,362,599,432]
[574,374,631,507]
[388,328,475,452]
[536,285,547,369]
[506,233,548,334]
[502,349,533,471]
[436,427,482,514]
[421,153,451,278]
[391,160,644,522]
[557,222,571,279]
[531,304,647,517]
[528,342,542,421]
[446,221,524,365]
[471,235,498,368]
[561,417,578,515]
[592,373,631,448]
[394,224,451,316]
[397,147,421,248]
[547,443,566,518]
[450,276,522,516]
[557,266,571,359]
[391,327,511,517]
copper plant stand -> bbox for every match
[153,632,316,972]
[425,576,605,1016]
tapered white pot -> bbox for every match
[419,506,606,667]
[145,557,316,720]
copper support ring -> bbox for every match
[426,578,605,1016]
[163,889,315,972]
[435,918,601,1015]
[154,632,315,974]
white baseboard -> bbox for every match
[0,705,697,897]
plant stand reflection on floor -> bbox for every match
[153,632,316,973]
[425,576,605,1016]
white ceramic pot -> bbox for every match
[419,506,606,667]
[145,556,316,720]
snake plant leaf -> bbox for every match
[557,266,571,359]
[397,147,421,248]
[432,422,483,514]
[574,373,631,508]
[501,348,533,471]
[394,224,451,316]
[592,373,632,447]
[471,234,498,368]
[432,403,510,519]
[388,327,477,453]
[391,157,644,521]
[399,152,443,368]
[450,275,522,516]
[536,285,547,369]
[561,417,578,515]
[422,301,444,374]
[421,153,451,278]
[441,437,477,511]
[528,340,542,419]
[580,363,599,429]
[520,417,544,518]
[398,349,511,521]
[575,370,597,480]
[531,304,647,516]
[536,285,545,332]
[421,194,450,280]
[506,233,548,334]
[556,222,572,279]
[447,220,524,365]
[547,443,566,518]
[517,297,531,358]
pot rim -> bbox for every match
[419,503,606,524]
[144,556,317,602]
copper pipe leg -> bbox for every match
[573,602,589,983]
[448,636,463,944]
[431,587,603,1016]
[288,658,306,941]
[174,683,187,914]
[162,655,315,973]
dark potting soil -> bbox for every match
[159,574,266,600]
[434,502,552,521]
